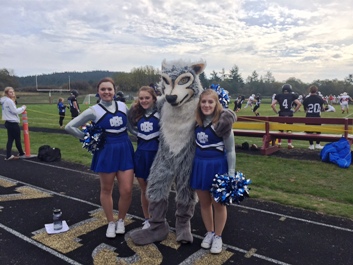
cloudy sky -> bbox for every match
[1,0,352,83]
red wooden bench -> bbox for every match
[232,116,353,155]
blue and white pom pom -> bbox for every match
[80,123,106,154]
[210,171,251,205]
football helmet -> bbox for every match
[116,91,124,97]
[282,84,292,93]
[70,90,79,97]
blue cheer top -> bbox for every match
[91,101,128,138]
[136,110,160,151]
[195,123,225,158]
[90,101,134,173]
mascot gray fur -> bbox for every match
[130,59,206,245]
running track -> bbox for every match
[0,153,352,265]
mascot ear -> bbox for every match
[191,61,206,75]
[161,59,206,74]
[161,59,167,71]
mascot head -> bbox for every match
[159,59,206,107]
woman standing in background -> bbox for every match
[0,87,26,160]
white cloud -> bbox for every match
[0,0,352,83]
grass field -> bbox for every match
[1,94,352,219]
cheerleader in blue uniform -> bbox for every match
[128,86,159,230]
[65,77,134,238]
[190,89,236,254]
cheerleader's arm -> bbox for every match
[126,108,138,136]
[65,108,96,139]
[224,132,236,176]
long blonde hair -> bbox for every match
[195,89,223,127]
[3,87,16,102]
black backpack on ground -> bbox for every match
[37,145,61,162]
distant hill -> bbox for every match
[16,70,121,87]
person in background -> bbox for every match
[271,93,276,104]
[233,95,245,112]
[65,77,134,238]
[303,85,325,150]
[115,91,126,102]
[324,104,336,112]
[128,86,160,230]
[67,90,80,119]
[252,93,261,116]
[0,87,26,160]
[244,94,255,109]
[190,89,236,254]
[340,92,353,114]
[57,97,66,128]
[271,84,301,149]
[296,93,304,111]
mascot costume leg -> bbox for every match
[130,59,206,245]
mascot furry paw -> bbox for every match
[130,59,206,245]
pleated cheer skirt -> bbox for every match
[190,154,228,191]
[134,149,157,180]
[90,134,134,173]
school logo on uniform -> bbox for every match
[197,132,208,144]
[140,122,154,132]
[110,116,123,127]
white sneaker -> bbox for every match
[315,144,323,149]
[142,220,150,230]
[106,221,116,238]
[4,155,19,161]
[287,144,294,149]
[115,219,125,234]
[308,145,315,150]
[201,232,214,249]
[210,235,223,254]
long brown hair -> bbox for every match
[195,89,223,127]
[129,86,157,125]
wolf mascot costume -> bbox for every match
[131,59,235,245]
[130,59,204,245]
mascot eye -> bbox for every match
[162,77,170,85]
[178,77,190,85]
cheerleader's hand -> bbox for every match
[228,170,235,177]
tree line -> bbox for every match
[1,66,353,97]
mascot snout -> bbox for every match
[166,95,178,105]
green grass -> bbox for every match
[1,99,352,219]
